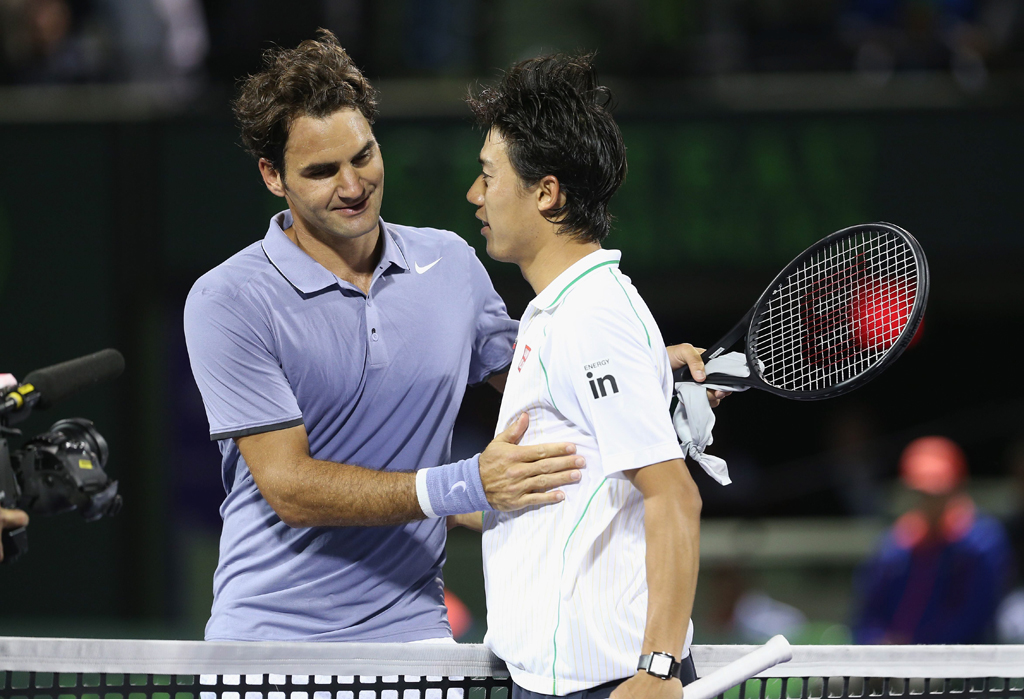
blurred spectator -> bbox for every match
[6,0,1022,84]
[0,0,207,83]
[995,441,1024,642]
[1001,440,1024,585]
[840,0,1022,89]
[0,0,103,82]
[88,0,208,81]
[853,436,1012,644]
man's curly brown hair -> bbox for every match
[233,29,379,176]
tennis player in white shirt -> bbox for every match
[453,54,704,699]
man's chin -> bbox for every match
[323,210,381,239]
[484,242,515,264]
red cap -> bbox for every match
[899,436,967,495]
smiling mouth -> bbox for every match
[336,195,371,215]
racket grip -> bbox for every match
[672,351,710,384]
[683,635,792,699]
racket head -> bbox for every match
[743,222,929,400]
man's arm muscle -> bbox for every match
[613,458,701,699]
[239,417,584,528]
[238,425,421,528]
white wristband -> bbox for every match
[416,468,439,519]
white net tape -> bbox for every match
[2,638,1023,679]
[751,228,919,393]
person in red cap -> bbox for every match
[852,436,1012,644]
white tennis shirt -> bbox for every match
[482,249,690,695]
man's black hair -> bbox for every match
[467,54,626,244]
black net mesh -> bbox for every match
[0,672,509,699]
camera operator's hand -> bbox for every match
[0,507,29,562]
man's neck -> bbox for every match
[285,213,382,294]
[521,237,602,296]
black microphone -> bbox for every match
[1,349,125,415]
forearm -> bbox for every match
[240,416,581,529]
[637,461,701,657]
[259,454,422,528]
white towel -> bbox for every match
[672,352,750,486]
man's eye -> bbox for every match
[306,168,336,178]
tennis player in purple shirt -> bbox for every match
[184,30,716,642]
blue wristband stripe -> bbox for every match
[424,455,493,517]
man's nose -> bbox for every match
[336,168,364,199]
[466,176,483,205]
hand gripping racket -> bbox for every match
[674,222,929,400]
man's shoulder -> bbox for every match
[186,241,275,308]
[386,221,475,260]
[559,264,646,320]
[553,265,664,353]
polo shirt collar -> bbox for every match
[261,210,409,294]
[530,248,621,313]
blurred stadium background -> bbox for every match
[1,0,1023,645]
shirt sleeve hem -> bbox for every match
[210,416,305,441]
[601,440,685,477]
[469,362,512,388]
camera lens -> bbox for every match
[47,418,109,467]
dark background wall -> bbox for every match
[0,103,1021,636]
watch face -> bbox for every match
[649,654,673,677]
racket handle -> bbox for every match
[674,351,709,383]
[683,635,792,699]
[673,310,753,384]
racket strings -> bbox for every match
[751,229,919,393]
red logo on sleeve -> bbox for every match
[517,345,532,372]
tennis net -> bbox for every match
[1,638,1023,699]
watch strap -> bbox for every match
[636,652,681,680]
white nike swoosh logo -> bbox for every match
[415,257,442,274]
[447,480,467,497]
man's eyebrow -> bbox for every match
[353,139,376,159]
[298,140,376,174]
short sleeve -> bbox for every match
[184,285,304,440]
[463,244,517,385]
[557,306,683,478]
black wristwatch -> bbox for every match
[637,652,681,680]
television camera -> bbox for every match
[0,349,125,563]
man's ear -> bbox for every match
[258,158,286,198]
[536,175,565,215]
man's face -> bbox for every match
[466,129,542,264]
[265,108,385,243]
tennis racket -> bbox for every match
[686,635,793,699]
[675,222,929,400]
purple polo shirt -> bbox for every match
[183,210,516,641]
